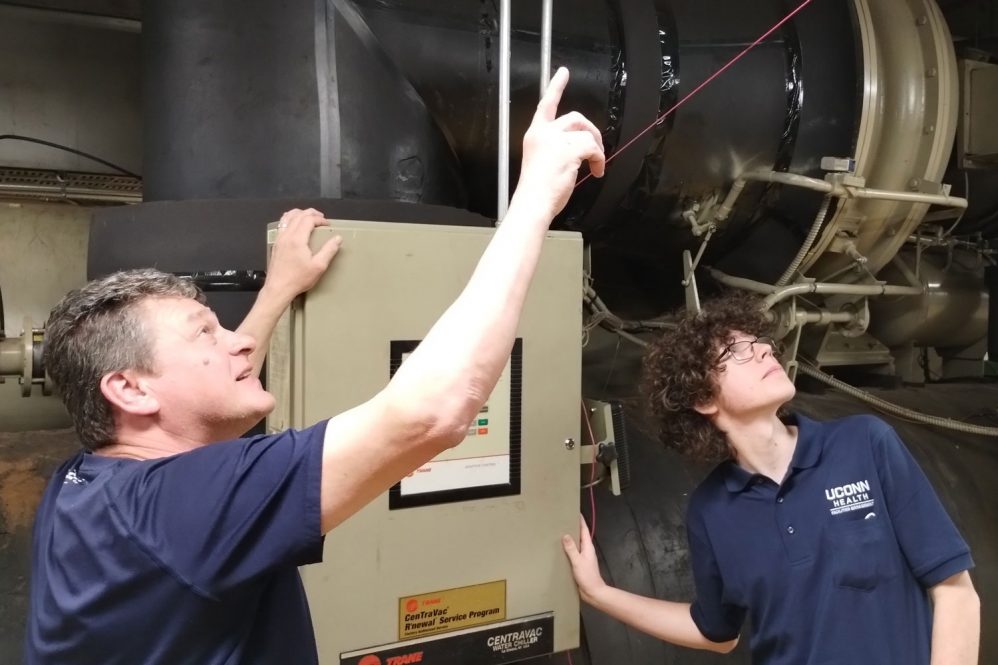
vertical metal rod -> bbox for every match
[497,0,512,223]
[540,0,553,94]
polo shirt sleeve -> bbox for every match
[687,509,745,643]
[871,419,973,588]
[105,421,327,599]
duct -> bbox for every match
[797,0,961,280]
[870,250,989,349]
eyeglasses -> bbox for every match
[716,336,778,364]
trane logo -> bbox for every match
[360,653,424,665]
[825,480,871,501]
[386,655,423,665]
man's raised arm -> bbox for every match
[318,67,606,532]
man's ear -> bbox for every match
[100,371,160,416]
[693,399,718,417]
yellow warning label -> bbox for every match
[398,580,506,639]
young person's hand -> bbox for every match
[562,514,607,604]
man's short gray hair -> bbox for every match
[44,269,204,451]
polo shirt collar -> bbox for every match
[721,412,823,493]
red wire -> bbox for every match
[575,0,816,188]
[580,401,598,539]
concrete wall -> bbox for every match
[0,9,140,173]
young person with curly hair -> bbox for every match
[563,292,980,664]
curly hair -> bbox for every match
[641,292,773,464]
[44,269,204,451]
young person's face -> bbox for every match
[706,331,796,419]
[138,296,275,440]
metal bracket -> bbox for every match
[580,399,629,496]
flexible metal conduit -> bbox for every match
[776,193,833,286]
[708,269,924,309]
[713,170,968,224]
[798,363,998,437]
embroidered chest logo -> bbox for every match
[824,479,874,516]
[63,469,87,486]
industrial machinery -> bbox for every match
[4,0,998,662]
[267,222,583,663]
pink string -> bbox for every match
[576,0,816,187]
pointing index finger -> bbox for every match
[535,67,569,122]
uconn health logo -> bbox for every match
[824,480,875,516]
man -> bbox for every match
[563,293,980,664]
[26,67,604,664]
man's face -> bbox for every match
[708,330,796,420]
[138,296,275,442]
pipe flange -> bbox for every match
[21,316,33,397]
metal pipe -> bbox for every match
[0,337,23,376]
[889,255,924,290]
[497,0,512,223]
[713,169,969,225]
[708,268,923,309]
[714,171,832,223]
[906,234,998,254]
[712,179,747,223]
[849,187,968,208]
[584,285,673,331]
[795,310,856,325]
[540,0,553,94]
[747,171,835,192]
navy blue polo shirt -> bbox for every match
[687,414,972,664]
[25,422,327,665]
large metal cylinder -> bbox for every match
[98,0,861,315]
[870,249,989,349]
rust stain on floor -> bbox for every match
[0,429,79,535]
[0,460,45,531]
[0,460,46,531]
